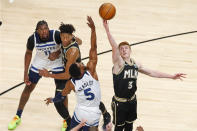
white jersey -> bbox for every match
[71,71,101,126]
[30,30,64,73]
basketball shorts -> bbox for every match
[111,96,137,127]
[71,106,101,128]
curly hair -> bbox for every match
[59,23,75,34]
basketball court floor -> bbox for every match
[0,0,197,130]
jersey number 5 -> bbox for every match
[84,88,95,101]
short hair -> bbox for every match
[69,63,81,78]
[35,20,48,31]
[118,41,131,49]
[59,23,75,34]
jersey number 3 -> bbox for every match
[84,88,95,101]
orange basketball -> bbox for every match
[99,3,116,20]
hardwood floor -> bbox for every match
[0,0,197,130]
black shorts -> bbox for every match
[111,96,137,127]
[53,71,68,92]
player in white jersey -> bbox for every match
[30,28,64,73]
[71,69,101,128]
[8,20,82,131]
[45,16,102,130]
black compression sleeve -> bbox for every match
[26,35,34,51]
[55,30,61,45]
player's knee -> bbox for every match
[23,84,35,94]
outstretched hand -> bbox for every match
[44,97,53,105]
[172,73,186,80]
[87,16,95,30]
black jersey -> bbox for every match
[113,59,138,99]
[61,40,81,64]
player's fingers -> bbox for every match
[26,81,31,86]
[181,75,186,78]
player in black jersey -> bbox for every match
[103,20,186,131]
[40,20,111,130]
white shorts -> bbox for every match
[73,106,101,126]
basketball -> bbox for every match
[99,3,116,20]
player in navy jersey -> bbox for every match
[103,20,186,131]
[8,20,82,131]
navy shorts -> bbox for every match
[28,70,42,84]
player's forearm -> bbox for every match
[90,29,97,50]
[48,72,70,80]
[24,51,32,75]
[149,71,174,79]
[106,30,119,50]
[54,49,61,56]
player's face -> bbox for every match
[119,45,131,59]
[60,33,73,47]
[37,24,49,41]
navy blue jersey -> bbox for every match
[61,40,81,64]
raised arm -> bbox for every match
[86,16,98,80]
[103,20,124,72]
